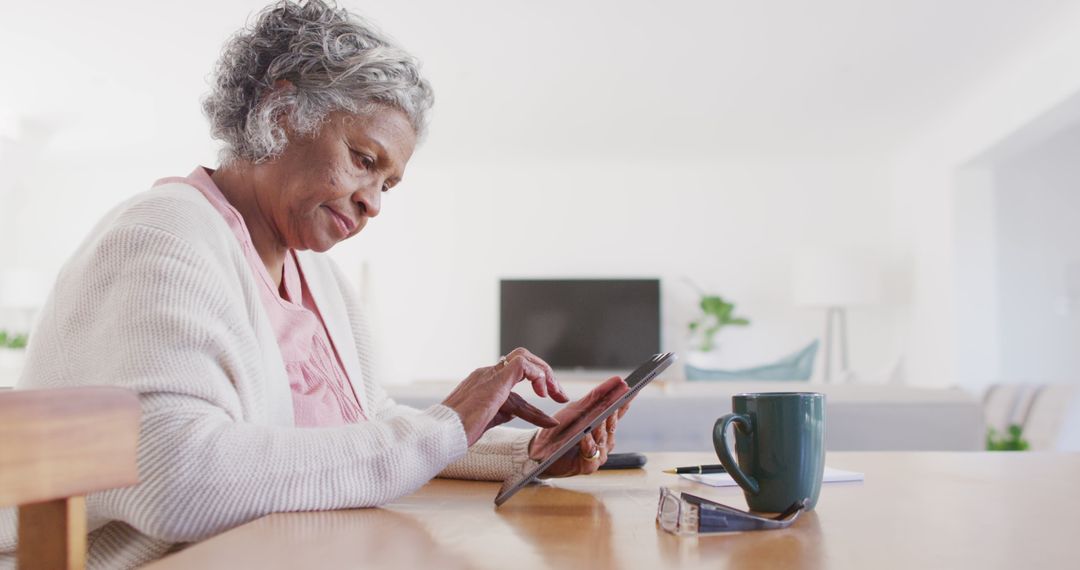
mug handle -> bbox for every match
[713,414,760,495]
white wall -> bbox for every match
[890,4,1080,389]
[948,114,1080,452]
[993,125,1080,382]
[952,126,1080,385]
[953,168,999,385]
[325,154,899,382]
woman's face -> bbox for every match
[254,107,417,253]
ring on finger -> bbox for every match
[495,355,509,371]
[580,446,601,461]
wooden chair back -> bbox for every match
[0,387,140,569]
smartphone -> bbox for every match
[599,452,648,470]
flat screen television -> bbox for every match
[499,279,661,370]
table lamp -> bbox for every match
[792,251,880,383]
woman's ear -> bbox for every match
[260,78,296,108]
[265,79,297,133]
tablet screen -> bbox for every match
[494,352,675,506]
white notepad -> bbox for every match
[681,466,864,487]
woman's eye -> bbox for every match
[350,150,375,169]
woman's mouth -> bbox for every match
[323,205,356,237]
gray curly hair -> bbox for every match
[202,0,433,165]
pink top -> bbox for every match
[155,167,366,427]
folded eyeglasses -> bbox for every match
[656,487,806,535]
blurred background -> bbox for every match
[2,0,1080,449]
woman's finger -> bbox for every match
[597,380,629,412]
[580,433,599,459]
[574,376,627,415]
[603,414,617,450]
[498,354,549,398]
[502,392,559,428]
[506,347,567,403]
[584,445,605,474]
[516,355,547,398]
[591,376,626,400]
[591,422,607,451]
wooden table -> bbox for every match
[146,452,1080,569]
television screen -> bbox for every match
[499,279,661,369]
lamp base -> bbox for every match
[822,307,850,383]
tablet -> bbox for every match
[494,352,676,506]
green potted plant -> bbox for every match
[986,424,1030,451]
[0,330,29,350]
[0,329,29,388]
[688,294,750,352]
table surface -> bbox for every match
[146,451,1080,570]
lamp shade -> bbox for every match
[792,251,881,307]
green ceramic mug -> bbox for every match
[712,392,826,512]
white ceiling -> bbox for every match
[3,0,1079,158]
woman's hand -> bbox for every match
[529,376,631,478]
[442,347,570,446]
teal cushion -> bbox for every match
[685,340,819,381]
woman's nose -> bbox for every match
[353,184,382,218]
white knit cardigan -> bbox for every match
[0,183,535,569]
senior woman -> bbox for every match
[0,1,631,567]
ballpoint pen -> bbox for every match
[662,464,727,475]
